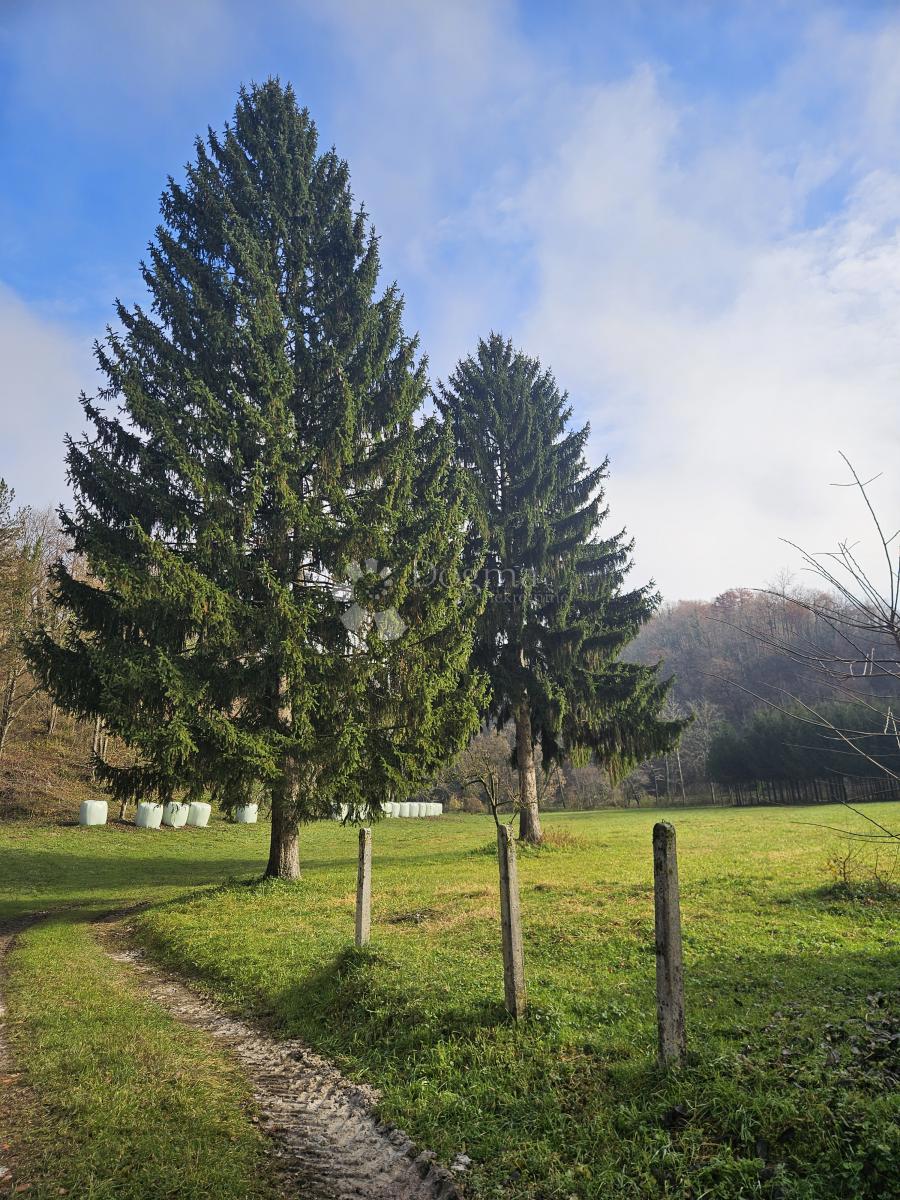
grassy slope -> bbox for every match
[2,916,278,1200]
[1,805,898,1199]
[0,713,100,819]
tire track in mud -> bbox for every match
[99,929,462,1200]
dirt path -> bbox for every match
[0,929,12,1191]
[99,927,462,1200]
[0,927,15,1075]
[0,917,39,1192]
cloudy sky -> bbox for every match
[2,0,900,601]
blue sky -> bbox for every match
[2,1,900,599]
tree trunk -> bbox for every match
[91,715,102,778]
[266,790,300,879]
[515,702,543,845]
[118,798,129,821]
[266,674,301,880]
[675,747,686,805]
[0,669,17,760]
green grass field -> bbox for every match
[2,916,278,1200]
[1,804,898,1199]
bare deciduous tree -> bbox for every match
[445,727,563,827]
[710,455,900,844]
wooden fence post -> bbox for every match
[653,821,686,1065]
[355,827,372,948]
[497,823,526,1019]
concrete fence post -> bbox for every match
[653,821,686,1065]
[355,827,372,948]
[497,823,526,1019]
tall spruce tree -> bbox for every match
[28,81,483,877]
[437,334,682,843]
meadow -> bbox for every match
[0,804,897,1199]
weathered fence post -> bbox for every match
[653,821,686,1065]
[497,823,526,1019]
[355,827,372,948]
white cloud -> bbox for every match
[0,287,94,509]
[506,55,900,600]
[307,5,900,599]
[6,1,900,602]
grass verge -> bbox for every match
[1,804,898,1198]
[131,805,900,1200]
[1,915,278,1200]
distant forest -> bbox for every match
[412,586,900,815]
[627,588,900,807]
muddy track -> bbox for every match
[0,925,17,1073]
[0,916,41,1193]
[98,926,462,1200]
[0,929,13,1192]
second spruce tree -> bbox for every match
[438,334,682,843]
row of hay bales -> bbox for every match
[332,801,442,819]
[385,801,443,817]
[77,799,252,828]
[79,798,443,827]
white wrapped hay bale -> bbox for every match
[79,799,108,826]
[136,802,163,829]
[235,803,258,824]
[162,801,188,828]
[186,801,211,828]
